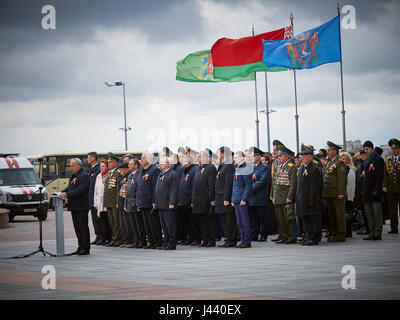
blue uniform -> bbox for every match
[232,163,252,245]
[248,162,271,240]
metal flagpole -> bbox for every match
[253,24,260,149]
[290,13,300,154]
[264,72,271,152]
[122,82,128,151]
[337,3,347,151]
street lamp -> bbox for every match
[105,81,130,151]
[259,108,276,153]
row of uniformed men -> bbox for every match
[96,137,400,250]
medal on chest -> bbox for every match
[184,174,189,182]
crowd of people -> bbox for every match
[60,138,400,255]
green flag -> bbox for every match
[176,49,255,82]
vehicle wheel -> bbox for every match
[38,210,48,221]
[8,213,15,222]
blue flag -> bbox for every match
[262,16,341,69]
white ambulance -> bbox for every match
[0,154,49,222]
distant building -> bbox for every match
[345,140,362,154]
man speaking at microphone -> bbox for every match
[61,158,91,255]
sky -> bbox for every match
[0,0,399,156]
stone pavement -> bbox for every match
[0,211,399,300]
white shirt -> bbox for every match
[346,168,356,201]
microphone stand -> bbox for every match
[6,172,65,259]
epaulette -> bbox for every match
[287,162,294,167]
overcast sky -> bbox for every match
[0,0,399,156]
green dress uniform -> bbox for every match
[383,138,400,233]
[271,151,297,243]
[323,142,347,242]
[103,155,123,245]
[270,139,286,240]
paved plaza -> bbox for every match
[0,211,399,300]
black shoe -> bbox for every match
[134,244,143,248]
[258,236,268,242]
[143,245,152,249]
[91,239,99,245]
[327,237,338,242]
[206,242,216,247]
[298,239,308,245]
[388,230,398,234]
[70,248,81,255]
[96,240,105,245]
[78,250,90,255]
[284,239,296,244]
[271,237,280,242]
[373,235,382,240]
[356,229,368,235]
[163,246,176,250]
[182,240,191,245]
[303,240,319,246]
[235,243,251,248]
[363,236,374,240]
[199,242,208,247]
[105,242,115,247]
[275,240,286,244]
[113,242,122,247]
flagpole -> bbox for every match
[290,13,300,154]
[337,3,347,151]
[264,72,271,152]
[253,24,260,149]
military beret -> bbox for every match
[388,138,400,149]
[299,143,314,155]
[118,162,128,169]
[107,152,120,162]
[362,140,374,149]
[249,146,263,155]
[327,141,342,151]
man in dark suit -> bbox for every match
[125,159,145,248]
[61,158,90,255]
[155,156,179,250]
[296,144,322,245]
[192,150,217,247]
[362,141,385,240]
[87,152,103,245]
[215,146,236,248]
[136,152,162,249]
[177,154,197,245]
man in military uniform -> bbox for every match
[383,138,400,234]
[117,162,132,247]
[248,146,271,242]
[270,140,285,241]
[271,145,297,244]
[103,153,123,247]
[323,141,347,242]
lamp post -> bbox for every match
[105,81,130,151]
[259,108,276,152]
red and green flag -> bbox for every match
[176,49,255,82]
[211,26,293,80]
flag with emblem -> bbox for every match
[262,16,341,69]
[176,49,255,82]
[211,26,292,80]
